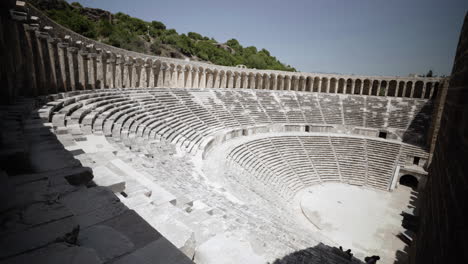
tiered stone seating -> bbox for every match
[365,140,401,190]
[318,94,344,125]
[387,98,413,129]
[301,136,341,181]
[228,135,405,199]
[256,92,289,123]
[330,137,367,185]
[342,96,365,127]
[296,93,324,124]
[277,93,307,123]
[365,97,388,128]
[213,90,256,126]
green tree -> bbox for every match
[151,20,166,30]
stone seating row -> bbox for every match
[38,88,431,160]
[228,135,404,200]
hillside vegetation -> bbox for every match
[29,0,296,71]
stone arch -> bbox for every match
[329,78,337,93]
[354,79,362,94]
[211,69,219,88]
[291,75,298,91]
[248,73,255,89]
[397,81,405,97]
[219,70,227,88]
[414,81,424,98]
[299,76,306,91]
[240,72,248,88]
[388,80,397,96]
[262,73,269,90]
[277,75,284,90]
[255,73,263,89]
[345,79,353,94]
[226,71,234,88]
[424,82,433,99]
[313,77,321,92]
[362,79,371,95]
[269,73,276,90]
[338,78,346,93]
[183,65,192,88]
[320,77,328,93]
[380,80,388,96]
[405,81,413,97]
[175,64,184,88]
[284,75,291,90]
[399,174,419,190]
[371,80,379,95]
[432,82,440,99]
[305,76,313,92]
[152,60,162,87]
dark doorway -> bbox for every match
[400,175,419,190]
[413,157,420,166]
[305,125,310,132]
[378,131,387,139]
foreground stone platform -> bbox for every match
[0,100,193,264]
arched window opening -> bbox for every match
[399,175,419,190]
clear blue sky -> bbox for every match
[70,0,467,76]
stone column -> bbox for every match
[132,59,141,88]
[220,72,227,88]
[351,79,356,94]
[157,65,166,87]
[206,70,214,88]
[270,76,277,90]
[32,30,48,95]
[168,65,177,87]
[177,68,184,88]
[199,69,206,88]
[140,62,148,88]
[192,69,199,88]
[95,49,105,89]
[115,55,123,88]
[227,72,234,88]
[76,42,89,90]
[122,57,133,88]
[264,75,270,90]
[40,27,59,94]
[56,41,69,92]
[67,45,79,91]
[150,60,160,87]
[213,71,220,88]
[106,52,116,89]
[257,75,263,90]
[185,68,193,88]
[402,82,407,97]
[421,82,427,99]
[232,72,241,88]
[86,52,97,90]
[410,82,416,98]
[233,72,242,88]
[326,79,330,93]
[162,65,171,87]
[368,80,374,95]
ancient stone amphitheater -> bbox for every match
[1,1,467,264]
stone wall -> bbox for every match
[0,2,442,104]
[411,13,468,264]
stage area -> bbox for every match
[300,183,415,262]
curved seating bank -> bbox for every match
[0,1,444,263]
